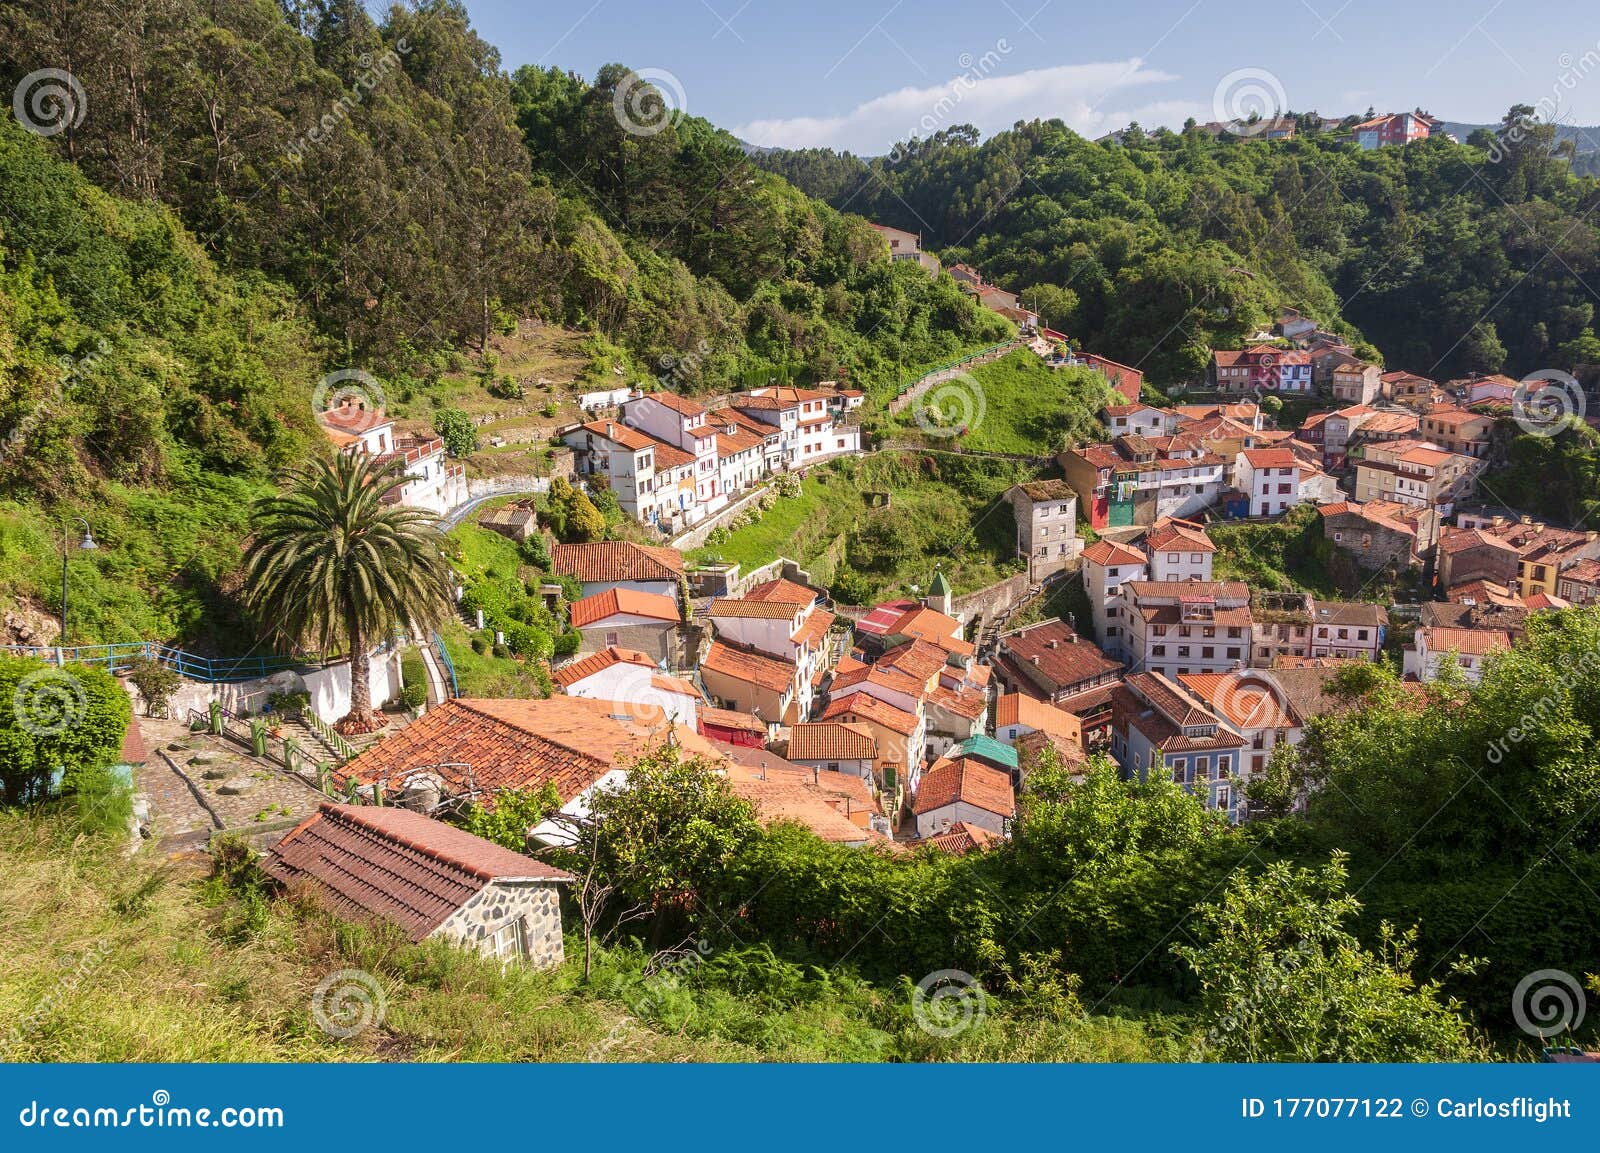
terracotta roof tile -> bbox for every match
[785,722,878,762]
[570,587,680,628]
[552,646,657,688]
[701,641,796,694]
[994,693,1082,743]
[820,692,920,736]
[913,758,1014,818]
[264,804,571,942]
[551,541,685,584]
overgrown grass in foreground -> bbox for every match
[0,805,1192,1063]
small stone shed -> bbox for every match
[263,803,571,968]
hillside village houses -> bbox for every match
[318,397,467,515]
[289,297,1598,887]
[563,385,860,533]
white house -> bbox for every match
[563,420,660,524]
[1402,626,1511,684]
[553,646,701,729]
[1118,580,1253,678]
[1080,539,1148,661]
[1143,517,1216,582]
[1236,448,1305,517]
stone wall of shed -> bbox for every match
[434,880,566,970]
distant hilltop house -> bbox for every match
[868,223,940,274]
[1353,111,1438,149]
[318,398,467,515]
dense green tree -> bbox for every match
[0,657,130,805]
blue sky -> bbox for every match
[451,0,1600,152]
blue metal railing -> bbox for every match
[2,642,304,683]
[431,631,459,698]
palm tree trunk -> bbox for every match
[340,612,375,733]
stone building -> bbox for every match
[1007,480,1081,580]
[265,803,572,968]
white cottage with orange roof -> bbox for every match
[1080,537,1148,659]
[318,399,466,515]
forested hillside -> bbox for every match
[756,111,1600,384]
[0,0,1007,392]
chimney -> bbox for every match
[1030,655,1040,666]
[607,422,616,437]
[1046,639,1059,649]
[812,765,820,785]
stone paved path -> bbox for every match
[136,718,325,849]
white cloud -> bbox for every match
[734,59,1196,153]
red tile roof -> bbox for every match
[551,541,685,584]
[1145,516,1216,553]
[701,641,796,694]
[821,691,920,736]
[339,697,719,803]
[1082,539,1148,567]
[264,803,571,942]
[913,758,1015,818]
[578,419,657,451]
[785,721,878,762]
[998,619,1123,691]
[918,821,1002,855]
[1242,448,1299,469]
[743,578,818,605]
[698,706,768,734]
[570,587,680,628]
[1419,626,1513,657]
[552,646,657,688]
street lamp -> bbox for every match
[59,517,97,650]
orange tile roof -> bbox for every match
[707,597,805,620]
[552,646,657,688]
[821,692,920,736]
[728,778,871,842]
[339,697,720,803]
[1082,539,1148,567]
[701,641,796,694]
[913,758,1015,818]
[1242,448,1299,469]
[698,706,768,734]
[994,693,1082,743]
[550,541,684,584]
[570,587,680,628]
[785,722,878,762]
[1419,626,1513,657]
[929,684,988,721]
[877,639,951,682]
[1178,672,1296,730]
[579,419,656,451]
[918,821,1002,855]
[792,608,835,646]
[743,578,818,604]
[1146,516,1216,553]
[634,390,707,417]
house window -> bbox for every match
[490,918,527,960]
[605,631,620,647]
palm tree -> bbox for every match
[243,452,456,733]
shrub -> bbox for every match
[126,656,181,717]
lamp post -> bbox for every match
[58,517,97,653]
